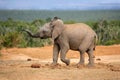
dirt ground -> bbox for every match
[0,45,120,80]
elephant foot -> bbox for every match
[50,63,61,69]
[65,59,70,66]
[51,62,58,67]
[76,63,85,68]
[61,59,70,66]
[87,63,95,68]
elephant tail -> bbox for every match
[93,34,98,50]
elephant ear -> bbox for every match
[51,19,64,40]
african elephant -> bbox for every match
[23,17,97,66]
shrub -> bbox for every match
[91,20,120,45]
[0,18,120,49]
[0,18,51,48]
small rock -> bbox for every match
[27,58,32,61]
[96,58,101,61]
[31,63,41,68]
[110,67,120,72]
[45,63,49,66]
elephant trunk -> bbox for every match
[23,29,40,38]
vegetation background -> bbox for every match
[0,10,120,49]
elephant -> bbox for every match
[23,17,97,66]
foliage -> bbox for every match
[87,20,120,45]
[0,18,51,48]
[0,18,120,49]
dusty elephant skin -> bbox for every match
[23,17,97,66]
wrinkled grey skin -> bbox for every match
[24,17,97,66]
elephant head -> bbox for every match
[23,17,64,40]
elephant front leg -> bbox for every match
[52,43,60,66]
[60,47,70,65]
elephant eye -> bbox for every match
[43,30,46,33]
[50,23,54,27]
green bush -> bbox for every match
[89,20,120,45]
[0,18,120,49]
[0,18,50,48]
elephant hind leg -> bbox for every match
[78,50,85,65]
[78,37,95,66]
[87,38,96,66]
[86,48,95,67]
[78,37,92,65]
